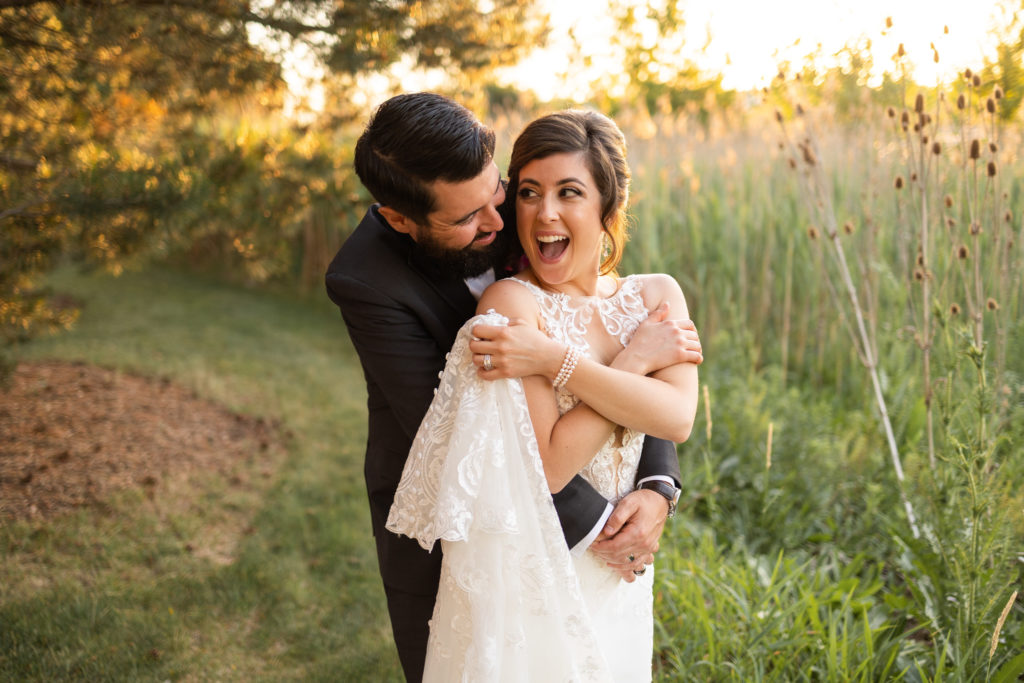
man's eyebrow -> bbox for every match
[448,175,503,225]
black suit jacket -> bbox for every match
[325,206,681,596]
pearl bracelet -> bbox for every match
[553,345,581,389]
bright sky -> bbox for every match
[498,0,1007,100]
[270,0,1009,114]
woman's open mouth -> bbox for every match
[537,234,569,262]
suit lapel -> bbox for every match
[406,250,478,319]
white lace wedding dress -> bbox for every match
[387,275,653,682]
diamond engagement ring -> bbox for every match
[483,354,493,371]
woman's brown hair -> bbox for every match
[506,110,630,275]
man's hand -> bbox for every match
[613,302,703,376]
[469,319,562,380]
[589,489,670,580]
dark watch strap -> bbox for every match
[636,480,680,518]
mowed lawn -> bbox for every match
[1,267,403,681]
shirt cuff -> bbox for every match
[636,474,676,488]
[570,502,613,556]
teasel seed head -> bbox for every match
[887,106,896,118]
[843,221,854,235]
[987,97,996,113]
[913,123,921,133]
[894,175,904,190]
[947,216,957,228]
[950,303,961,316]
[916,253,925,267]
[944,194,954,209]
[973,74,981,87]
[921,134,929,145]
[970,221,982,235]
[900,110,910,124]
[987,298,999,311]
[775,109,783,123]
[914,93,925,113]
[1005,210,1013,223]
[898,43,906,57]
[807,226,819,240]
[957,244,969,260]
[932,141,941,155]
[994,86,1003,100]
[964,68,973,80]
[970,139,981,159]
[990,142,998,153]
[911,172,918,183]
[944,25,949,34]
[933,48,939,63]
[788,158,797,170]
[957,93,966,109]
[988,161,997,177]
[886,16,893,28]
[796,103,804,115]
[924,113,932,126]
[801,144,816,166]
[913,267,925,282]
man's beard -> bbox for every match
[413,226,515,279]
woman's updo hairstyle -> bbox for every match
[506,110,630,275]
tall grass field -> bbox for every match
[4,93,1023,680]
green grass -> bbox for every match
[1,266,402,681]
[4,99,1023,680]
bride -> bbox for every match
[387,109,698,681]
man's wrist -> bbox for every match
[636,479,681,518]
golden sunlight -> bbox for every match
[500,0,1005,99]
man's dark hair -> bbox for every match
[354,93,496,226]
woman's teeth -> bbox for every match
[537,235,568,259]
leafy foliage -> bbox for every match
[0,0,547,358]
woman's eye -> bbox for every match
[561,187,581,197]
[517,188,537,199]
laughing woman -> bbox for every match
[387,110,698,682]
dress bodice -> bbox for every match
[508,275,649,502]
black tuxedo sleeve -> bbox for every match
[635,436,682,489]
[329,274,448,442]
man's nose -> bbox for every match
[479,202,503,232]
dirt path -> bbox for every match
[1,360,283,521]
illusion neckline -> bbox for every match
[511,274,637,303]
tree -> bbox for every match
[587,0,731,126]
[0,0,548,360]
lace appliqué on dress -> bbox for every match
[387,311,614,682]
[508,276,650,503]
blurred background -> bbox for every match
[2,1,1022,680]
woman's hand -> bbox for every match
[469,318,563,380]
[613,302,703,376]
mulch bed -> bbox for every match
[0,360,283,521]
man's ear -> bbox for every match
[378,206,419,237]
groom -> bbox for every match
[325,92,698,682]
